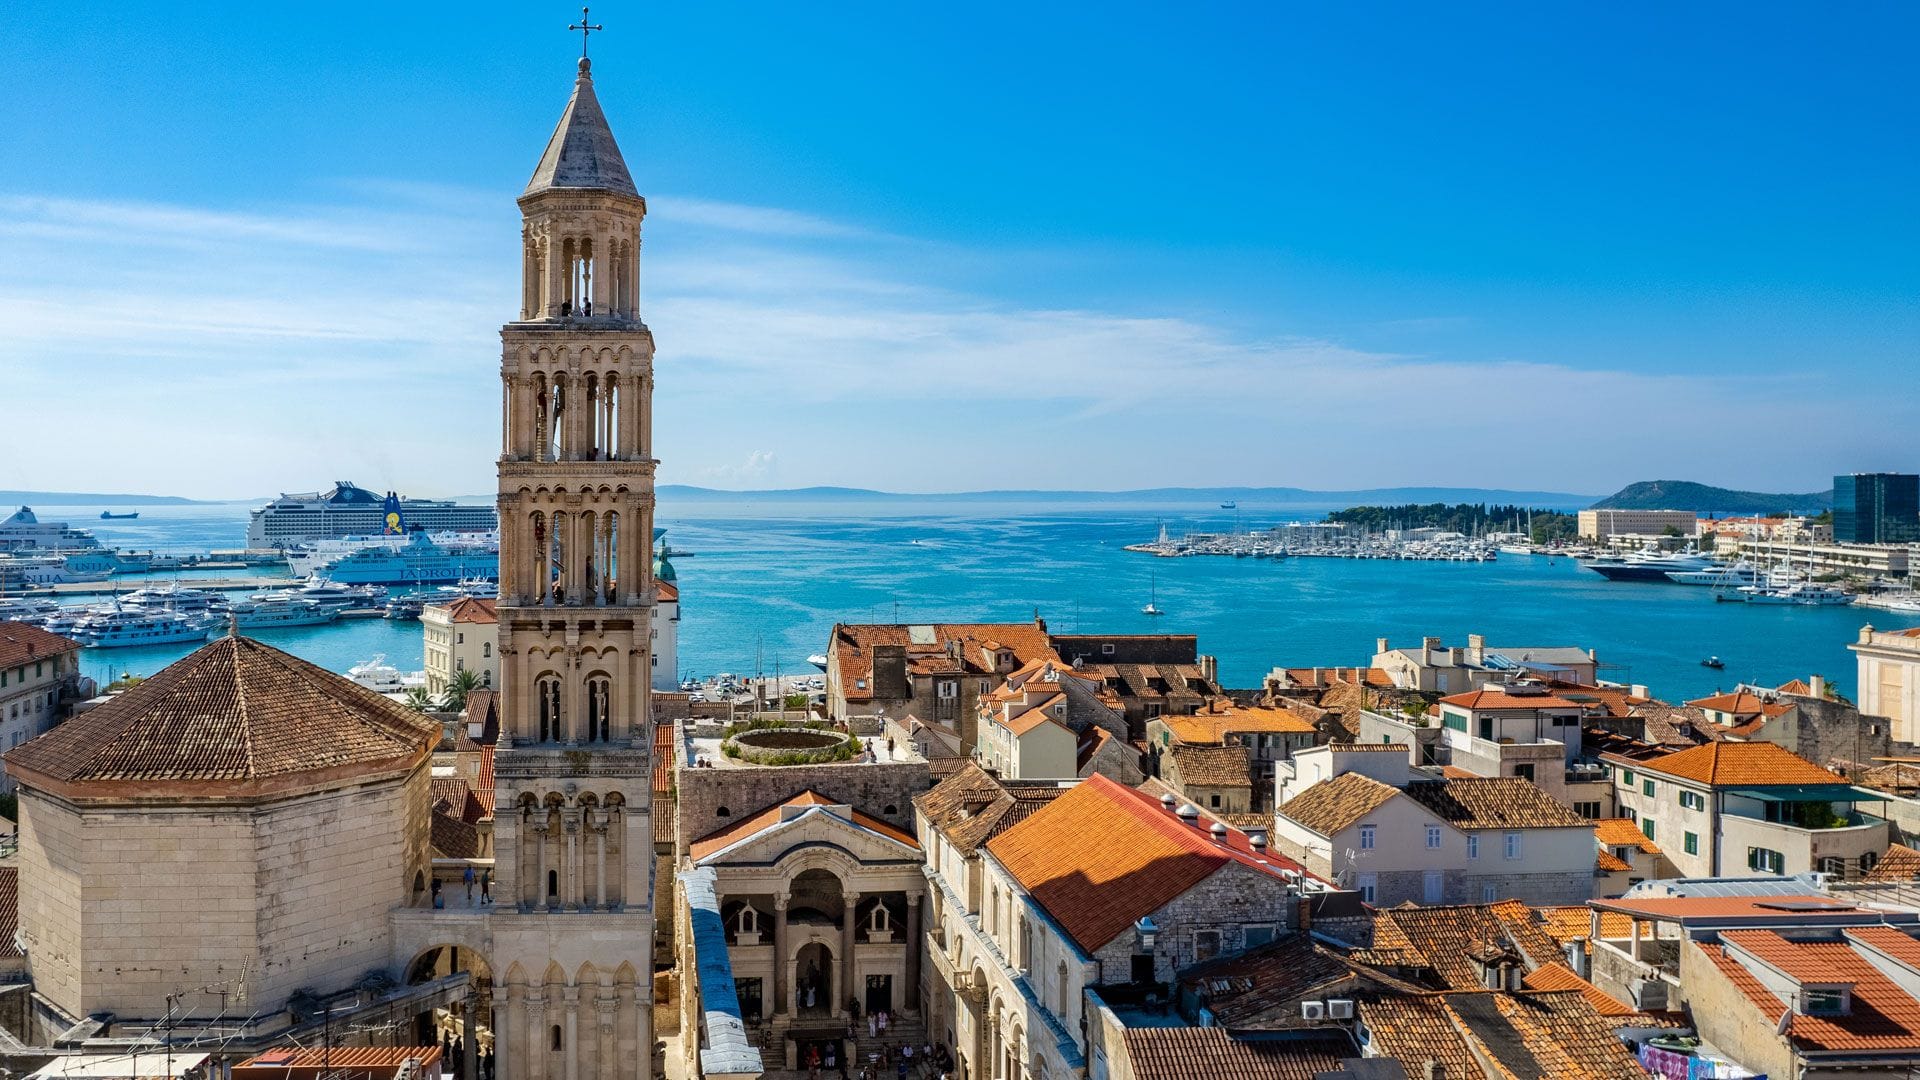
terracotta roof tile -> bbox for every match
[1709,929,1920,1053]
[1593,817,1662,854]
[1359,990,1646,1080]
[1281,667,1393,689]
[1120,1028,1352,1080]
[1353,902,1562,990]
[689,790,918,861]
[1276,772,1400,836]
[1685,689,1794,718]
[1595,850,1632,872]
[915,763,1073,854]
[0,621,82,669]
[431,776,488,824]
[1177,933,1355,1027]
[986,773,1314,953]
[431,597,497,624]
[1521,962,1641,1017]
[1440,689,1581,710]
[1616,740,1844,787]
[831,621,1055,702]
[1402,777,1589,830]
[1865,843,1920,883]
[1169,743,1251,788]
[474,744,495,817]
[654,580,679,602]
[4,636,438,794]
[430,809,480,860]
[1162,703,1316,745]
[1535,905,1635,943]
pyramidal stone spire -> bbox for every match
[523,56,638,198]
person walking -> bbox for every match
[463,864,476,902]
[480,868,492,904]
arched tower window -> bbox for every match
[585,676,612,743]
[584,372,601,460]
[537,674,562,742]
[532,378,551,463]
[548,510,567,603]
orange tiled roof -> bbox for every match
[688,790,919,861]
[1354,901,1562,990]
[654,579,679,602]
[1169,743,1252,788]
[474,743,496,816]
[1358,990,1646,1079]
[1282,667,1393,690]
[1865,843,1920,883]
[830,621,1056,702]
[0,621,82,668]
[652,721,675,795]
[997,694,1069,737]
[1596,850,1631,872]
[435,596,498,624]
[1120,1027,1351,1080]
[0,866,17,960]
[1594,895,1866,921]
[1535,905,1636,943]
[1161,703,1316,745]
[1277,772,1400,836]
[4,635,437,794]
[1439,688,1581,710]
[986,773,1313,953]
[1593,817,1661,854]
[1523,961,1640,1017]
[914,762,1073,854]
[1402,777,1591,830]
[1620,740,1844,787]
[1685,689,1794,719]
[1707,929,1920,1053]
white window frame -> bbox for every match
[1426,824,1442,850]
[1466,835,1479,859]
[1358,825,1376,850]
[1503,832,1521,860]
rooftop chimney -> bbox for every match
[1467,634,1486,665]
[1377,637,1390,655]
[1810,675,1827,699]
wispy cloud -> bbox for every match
[0,184,1900,498]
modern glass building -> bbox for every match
[1834,473,1920,544]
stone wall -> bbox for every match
[1678,935,1795,1080]
[1458,869,1596,906]
[1088,863,1302,985]
[674,759,931,858]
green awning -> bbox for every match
[1725,785,1888,802]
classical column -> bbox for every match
[504,985,524,1080]
[594,816,608,909]
[526,992,548,1080]
[462,993,480,1080]
[905,893,922,1013]
[563,986,581,1080]
[772,893,790,1016]
[538,810,552,908]
[595,995,617,1080]
[591,233,612,314]
[565,813,582,910]
[629,981,651,1080]
[545,233,565,317]
[841,891,861,1018]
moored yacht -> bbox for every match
[75,607,218,647]
[1665,561,1764,587]
[1583,548,1718,582]
[229,595,341,628]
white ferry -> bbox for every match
[248,482,496,548]
[0,507,106,554]
[321,532,499,586]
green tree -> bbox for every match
[441,667,484,713]
[403,686,435,712]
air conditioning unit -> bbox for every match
[1300,1001,1327,1021]
[1327,999,1355,1020]
[1280,869,1302,883]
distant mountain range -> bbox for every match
[654,484,1602,508]
[0,490,213,506]
[1589,480,1832,516]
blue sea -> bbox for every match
[43,498,1917,702]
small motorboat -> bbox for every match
[1701,656,1725,670]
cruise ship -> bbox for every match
[247,482,497,548]
[318,531,500,586]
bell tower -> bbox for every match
[489,50,656,1080]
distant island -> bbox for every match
[1589,480,1831,516]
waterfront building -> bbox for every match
[1373,633,1599,692]
[246,482,497,548]
[1854,625,1920,743]
[651,539,680,690]
[1834,472,1920,545]
[1601,741,1888,879]
[422,596,498,696]
[1434,683,1587,802]
[1577,508,1699,541]
[1273,744,1600,906]
[1698,514,1832,543]
[0,623,84,792]
[1725,536,1911,578]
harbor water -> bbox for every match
[52,498,1920,701]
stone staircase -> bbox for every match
[848,1013,931,1077]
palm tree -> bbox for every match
[403,686,435,712]
[442,667,484,714]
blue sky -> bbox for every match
[3,2,1915,499]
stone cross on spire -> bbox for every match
[568,6,604,58]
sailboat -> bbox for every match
[1142,571,1164,616]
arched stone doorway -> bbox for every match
[794,941,833,1016]
[407,945,496,1080]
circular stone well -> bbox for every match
[726,726,855,765]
